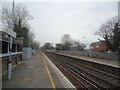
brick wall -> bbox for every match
[91,44,107,51]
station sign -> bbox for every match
[4,29,16,38]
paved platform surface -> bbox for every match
[57,52,119,67]
[2,52,75,89]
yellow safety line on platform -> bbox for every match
[42,53,56,90]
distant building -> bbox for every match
[44,42,51,50]
[90,41,107,52]
[70,45,84,51]
[56,43,63,50]
[0,30,23,75]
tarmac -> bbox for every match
[2,51,75,89]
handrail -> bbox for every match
[0,52,23,58]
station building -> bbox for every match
[0,30,23,75]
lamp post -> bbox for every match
[90,45,92,58]
[83,36,86,44]
[83,37,86,56]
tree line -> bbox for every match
[42,16,120,52]
[59,16,120,52]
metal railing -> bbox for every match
[0,52,22,58]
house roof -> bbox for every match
[91,41,106,46]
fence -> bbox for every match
[58,50,118,60]
[1,52,22,75]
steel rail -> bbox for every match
[61,60,119,89]
[57,64,88,89]
[44,51,120,89]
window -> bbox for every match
[96,45,99,48]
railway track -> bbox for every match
[44,51,120,89]
[57,64,89,89]
[60,61,119,89]
[56,53,120,87]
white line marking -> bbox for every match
[42,52,76,89]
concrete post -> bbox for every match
[8,36,12,80]
[16,44,17,52]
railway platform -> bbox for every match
[2,51,75,89]
[56,52,119,67]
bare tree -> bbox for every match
[28,31,35,46]
[61,34,72,43]
[31,40,40,50]
[2,5,33,31]
[95,17,117,40]
[2,6,14,30]
[61,34,73,50]
[13,5,33,27]
[95,16,120,52]
[2,4,34,47]
[72,40,84,51]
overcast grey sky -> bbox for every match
[2,1,118,46]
